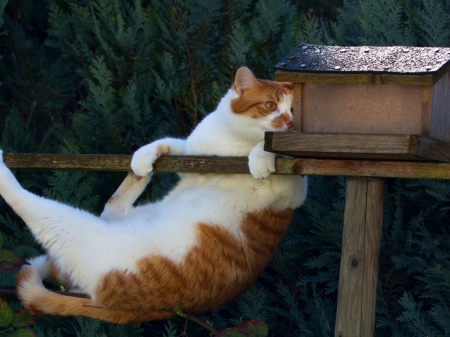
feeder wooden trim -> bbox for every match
[292,83,303,131]
[264,133,450,162]
[429,71,450,142]
[275,70,438,86]
[422,85,432,137]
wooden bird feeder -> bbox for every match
[264,44,450,337]
[266,44,450,162]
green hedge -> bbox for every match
[0,0,449,336]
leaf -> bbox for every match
[12,308,36,328]
[241,321,268,336]
[216,321,268,337]
[0,298,14,327]
[173,303,186,318]
[0,249,28,272]
[9,329,36,337]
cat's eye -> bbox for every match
[265,101,277,111]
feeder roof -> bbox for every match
[275,44,450,85]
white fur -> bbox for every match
[0,85,307,298]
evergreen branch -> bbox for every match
[172,2,199,127]
[186,314,219,335]
[173,304,220,335]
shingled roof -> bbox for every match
[275,44,450,75]
[275,44,450,85]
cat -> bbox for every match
[0,67,307,324]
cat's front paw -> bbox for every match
[131,142,171,177]
[248,143,276,179]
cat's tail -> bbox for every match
[15,257,151,324]
[15,256,94,316]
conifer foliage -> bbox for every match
[0,0,450,336]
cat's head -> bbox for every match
[230,67,294,136]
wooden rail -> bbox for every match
[3,153,450,179]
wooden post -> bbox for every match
[335,177,384,337]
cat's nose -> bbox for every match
[286,121,293,129]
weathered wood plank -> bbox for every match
[275,70,437,86]
[299,83,423,135]
[3,153,450,179]
[292,82,303,132]
[265,133,450,162]
[335,177,384,337]
[2,153,250,174]
[421,85,431,137]
[3,153,132,171]
[430,71,450,142]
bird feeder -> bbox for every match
[264,44,450,337]
[265,44,450,162]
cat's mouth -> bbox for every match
[262,126,292,132]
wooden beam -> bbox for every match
[335,177,384,337]
[265,133,450,162]
[3,153,450,179]
[275,70,437,86]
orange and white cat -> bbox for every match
[0,67,307,323]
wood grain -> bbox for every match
[421,85,431,137]
[275,70,437,86]
[430,71,450,142]
[265,133,450,162]
[3,153,450,179]
[292,82,303,132]
[299,83,423,135]
[335,177,384,337]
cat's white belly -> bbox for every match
[71,174,305,295]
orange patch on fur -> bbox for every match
[15,268,45,315]
[271,112,292,129]
[16,264,145,323]
[90,207,294,323]
[231,79,293,118]
[156,144,171,157]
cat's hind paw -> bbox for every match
[248,143,276,179]
[131,142,171,177]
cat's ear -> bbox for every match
[281,82,293,91]
[233,67,260,95]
